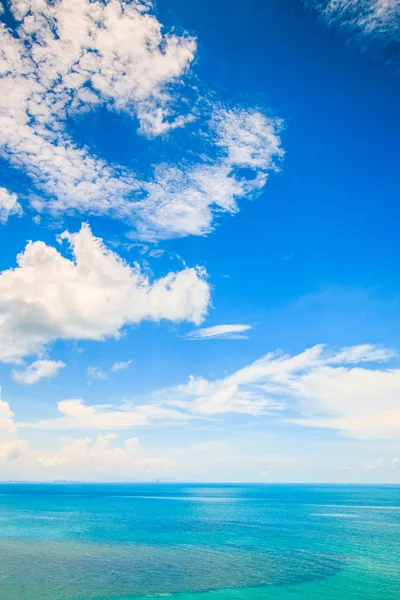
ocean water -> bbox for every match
[0,484,399,600]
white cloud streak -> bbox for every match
[166,343,400,437]
[111,360,133,371]
[309,0,400,42]
[12,359,65,384]
[186,324,252,340]
[18,398,190,431]
[0,223,210,362]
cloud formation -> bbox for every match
[309,0,400,43]
[0,0,282,239]
[34,433,167,477]
[18,397,190,431]
[18,344,399,439]
[135,109,283,240]
[13,343,400,440]
[0,187,22,223]
[186,324,252,340]
[2,388,400,481]
[166,343,400,438]
[0,398,169,479]
[111,360,133,371]
[12,359,65,384]
[0,0,194,216]
[87,366,108,381]
[0,223,210,362]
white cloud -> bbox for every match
[19,343,400,437]
[4,0,196,131]
[87,366,108,381]
[309,0,400,42]
[0,223,210,362]
[0,399,29,462]
[34,433,167,477]
[12,359,65,384]
[165,343,400,438]
[18,397,190,431]
[111,360,133,371]
[0,0,195,219]
[0,398,169,478]
[186,324,252,340]
[0,2,282,239]
[88,360,133,379]
[3,370,400,481]
[135,109,283,240]
[36,433,171,479]
[0,187,22,223]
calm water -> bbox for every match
[0,484,399,600]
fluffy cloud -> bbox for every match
[34,434,167,477]
[12,359,65,384]
[0,223,210,362]
[0,1,282,239]
[3,0,195,132]
[0,398,169,478]
[308,0,400,42]
[186,324,252,340]
[0,187,22,223]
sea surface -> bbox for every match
[0,484,399,600]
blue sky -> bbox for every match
[0,0,399,482]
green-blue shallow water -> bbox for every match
[0,484,399,599]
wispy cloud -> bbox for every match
[307,0,400,43]
[166,343,399,437]
[18,344,399,438]
[0,224,210,362]
[186,324,253,340]
[18,398,191,431]
[87,366,108,381]
[111,360,133,372]
[12,359,65,384]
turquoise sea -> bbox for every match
[0,484,399,600]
